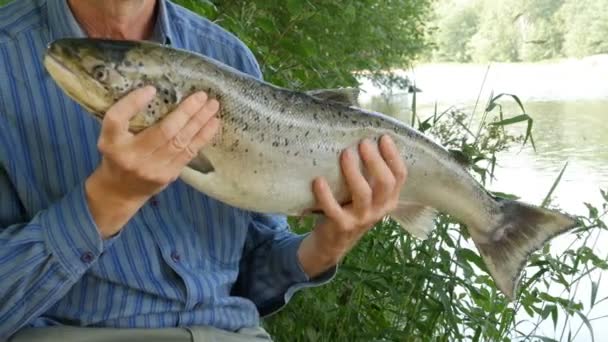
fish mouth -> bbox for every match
[43,43,111,118]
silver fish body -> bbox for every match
[43,38,577,299]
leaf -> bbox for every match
[576,312,595,342]
[591,281,599,308]
[489,114,531,126]
[456,248,487,272]
[541,162,568,208]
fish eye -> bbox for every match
[92,65,108,82]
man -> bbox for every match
[0,0,407,341]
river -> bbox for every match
[358,56,608,341]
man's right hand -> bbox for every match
[85,86,220,239]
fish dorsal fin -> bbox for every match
[306,87,360,107]
[448,149,471,168]
[390,202,438,239]
[188,153,215,174]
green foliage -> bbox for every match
[469,1,522,63]
[174,0,434,90]
[557,0,608,58]
[430,0,607,62]
[431,0,479,62]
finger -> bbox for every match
[167,117,220,172]
[137,91,209,152]
[101,86,156,140]
[360,138,395,205]
[155,99,220,164]
[341,147,372,214]
[312,177,344,221]
[379,135,407,195]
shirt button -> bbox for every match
[81,251,94,264]
[171,251,181,262]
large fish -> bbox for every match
[43,38,577,299]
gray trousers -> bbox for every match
[8,326,273,342]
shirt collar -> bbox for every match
[47,0,173,45]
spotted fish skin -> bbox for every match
[44,38,577,300]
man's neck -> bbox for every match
[67,0,158,40]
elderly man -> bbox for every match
[0,0,407,341]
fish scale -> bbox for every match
[44,38,578,301]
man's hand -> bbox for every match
[85,86,220,239]
[298,135,407,278]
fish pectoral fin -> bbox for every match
[390,202,438,239]
[306,87,360,107]
[188,153,215,174]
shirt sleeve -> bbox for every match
[232,213,337,316]
[0,158,118,338]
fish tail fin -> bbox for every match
[473,198,577,299]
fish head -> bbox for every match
[44,38,178,131]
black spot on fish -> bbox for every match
[309,149,313,153]
[289,124,294,129]
[243,123,248,131]
[305,131,310,137]
[138,62,144,67]
[190,85,196,92]
[245,148,249,153]
[266,117,271,123]
[286,150,290,155]
[164,99,169,104]
[351,120,358,124]
[294,151,299,156]
[272,141,279,147]
[313,159,317,166]
[276,124,280,131]
[284,138,288,146]
[254,170,257,174]
[313,113,318,120]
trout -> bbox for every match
[43,38,577,299]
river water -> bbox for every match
[358,57,608,340]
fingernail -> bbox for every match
[143,86,156,97]
[196,91,208,102]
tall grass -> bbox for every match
[263,94,607,341]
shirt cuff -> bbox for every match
[38,181,117,280]
[261,233,338,316]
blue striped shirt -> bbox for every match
[0,0,335,338]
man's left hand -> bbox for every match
[298,135,407,278]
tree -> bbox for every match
[558,0,608,58]
[175,0,434,91]
[431,0,480,62]
[469,0,523,62]
[517,0,564,61]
